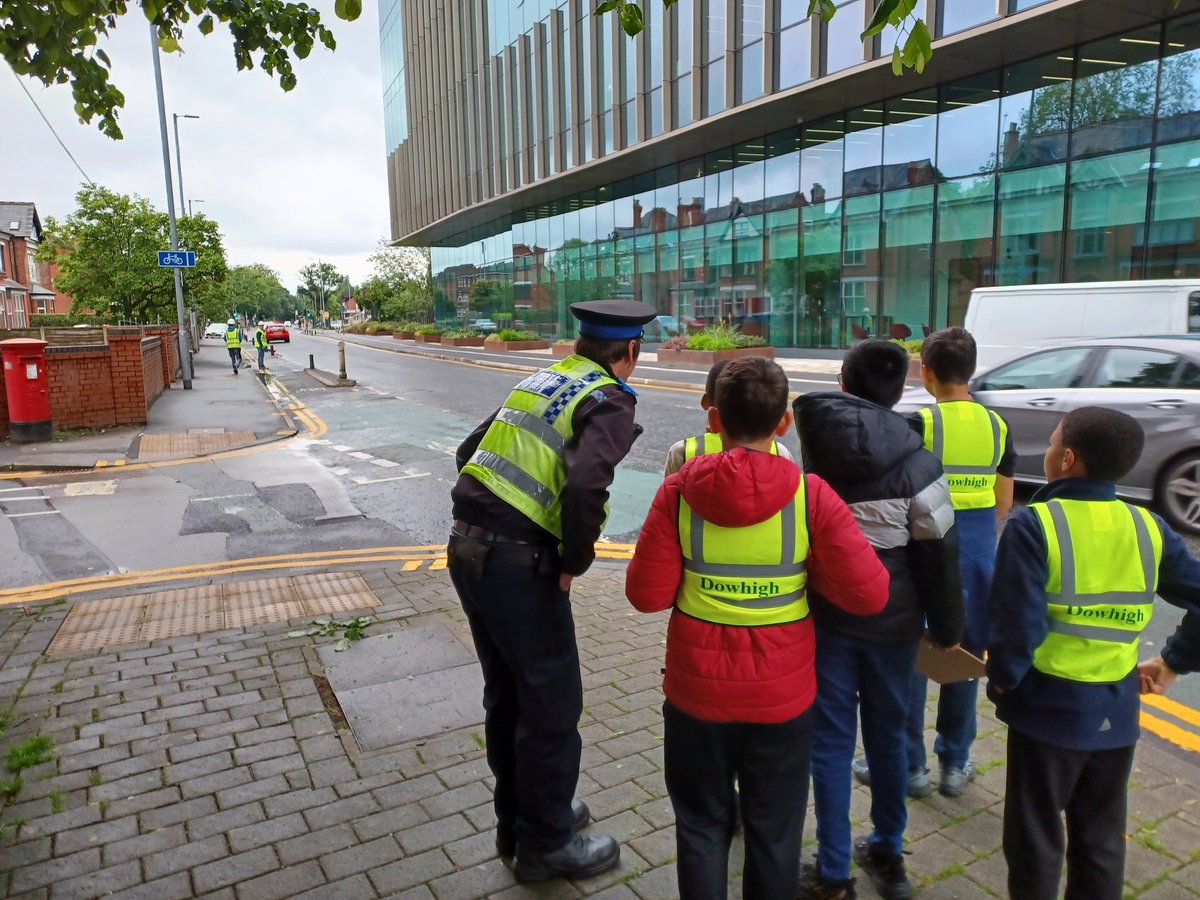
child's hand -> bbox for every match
[1137,656,1178,695]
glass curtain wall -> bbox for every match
[429,13,1200,350]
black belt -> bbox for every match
[453,520,539,546]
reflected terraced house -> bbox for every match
[379,1,1200,349]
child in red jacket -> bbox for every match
[627,357,890,900]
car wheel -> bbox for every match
[1156,451,1200,535]
[284,338,290,343]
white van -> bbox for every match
[964,280,1200,370]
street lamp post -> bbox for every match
[150,23,194,388]
[188,199,205,217]
[172,113,199,214]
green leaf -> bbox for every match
[61,0,85,15]
[908,19,931,73]
[334,0,362,22]
[333,637,352,652]
[596,0,620,13]
[864,0,900,37]
[891,44,902,77]
[618,3,644,37]
[198,14,213,35]
[157,35,179,54]
[143,0,159,22]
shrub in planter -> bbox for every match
[414,325,445,343]
[658,323,774,365]
[365,321,393,335]
[484,329,549,351]
[891,337,925,359]
[687,322,767,351]
[660,335,689,351]
[491,328,541,342]
[442,327,486,346]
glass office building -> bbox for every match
[381,1,1200,348]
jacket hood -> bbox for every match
[676,447,800,527]
[793,392,923,481]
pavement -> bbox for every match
[0,346,297,472]
[1,558,1198,899]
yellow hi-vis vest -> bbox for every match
[918,401,1007,510]
[461,355,618,539]
[682,432,780,460]
[675,479,810,626]
[225,327,242,349]
[254,328,267,349]
[1030,498,1161,683]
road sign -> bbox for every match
[157,250,197,268]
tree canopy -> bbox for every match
[225,264,292,323]
[38,184,228,323]
[363,242,432,322]
[298,260,343,321]
[1,0,361,139]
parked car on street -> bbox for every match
[204,322,227,339]
[895,336,1200,533]
[265,323,290,343]
[472,318,498,333]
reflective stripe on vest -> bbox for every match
[460,355,618,539]
[675,479,810,627]
[682,433,780,460]
[225,328,241,349]
[919,402,1006,510]
[1030,499,1161,683]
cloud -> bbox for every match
[0,0,390,287]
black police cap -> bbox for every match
[570,300,658,340]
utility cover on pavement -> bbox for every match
[317,623,483,751]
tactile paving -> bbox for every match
[46,572,383,656]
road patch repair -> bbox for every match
[45,571,380,654]
[315,622,484,751]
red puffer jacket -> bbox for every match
[627,448,889,723]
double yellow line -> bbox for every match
[1141,694,1200,754]
[273,379,327,437]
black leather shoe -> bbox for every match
[496,798,591,860]
[514,833,619,883]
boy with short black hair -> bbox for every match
[870,326,1015,798]
[663,360,793,475]
[794,340,962,900]
[989,406,1200,899]
[628,356,889,899]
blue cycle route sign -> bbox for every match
[157,250,197,268]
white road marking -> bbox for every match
[0,486,42,493]
[348,451,374,460]
[369,458,401,468]
[63,480,118,497]
[331,467,351,476]
[0,497,51,502]
[333,445,353,452]
[7,510,61,518]
[191,493,255,503]
[350,472,431,485]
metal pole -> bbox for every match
[172,112,186,213]
[150,21,194,388]
[338,341,347,381]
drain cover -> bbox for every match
[317,623,483,751]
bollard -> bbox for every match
[338,341,347,381]
[309,353,315,370]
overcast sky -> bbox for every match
[0,1,390,290]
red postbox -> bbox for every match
[1,338,52,443]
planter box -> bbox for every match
[656,346,776,367]
[483,339,550,352]
[413,334,443,344]
[551,343,576,358]
[442,336,486,348]
[393,331,415,340]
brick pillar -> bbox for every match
[107,328,149,425]
[0,364,9,441]
[142,326,179,384]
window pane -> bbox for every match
[997,163,1066,284]
[802,117,845,202]
[674,75,694,128]
[1065,149,1149,282]
[1090,349,1182,387]
[940,0,996,36]
[704,0,726,63]
[937,72,1001,178]
[882,185,934,341]
[999,54,1073,171]
[1158,15,1200,144]
[1070,30,1159,157]
[737,0,764,48]
[884,90,937,178]
[978,348,1093,391]
[1145,140,1200,278]
[824,0,864,75]
[777,21,812,90]
[647,87,664,138]
[843,107,883,197]
[737,41,763,104]
[704,63,725,117]
[673,0,694,77]
[778,0,807,29]
[935,175,996,327]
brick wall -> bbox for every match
[142,338,165,408]
[143,326,179,385]
[45,346,117,429]
[0,364,8,440]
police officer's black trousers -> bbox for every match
[448,542,582,855]
[663,701,812,900]
[1003,727,1135,900]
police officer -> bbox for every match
[448,299,656,884]
[224,318,244,375]
[254,321,268,369]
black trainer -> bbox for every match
[796,861,857,899]
[513,833,619,883]
[496,797,591,861]
[852,836,912,900]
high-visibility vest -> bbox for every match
[254,328,267,348]
[1030,498,1161,683]
[225,327,242,349]
[918,401,1008,510]
[461,355,619,539]
[675,478,810,627]
[681,432,781,460]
